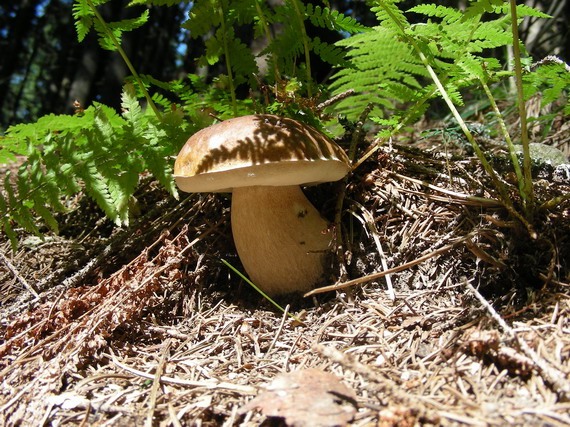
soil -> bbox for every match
[1,117,570,426]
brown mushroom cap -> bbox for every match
[173,114,350,296]
[173,114,350,192]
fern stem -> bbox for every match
[539,193,570,212]
[509,0,534,215]
[290,0,312,97]
[377,2,502,190]
[86,0,162,121]
[218,1,237,116]
[376,0,535,236]
[422,59,511,208]
[479,77,526,196]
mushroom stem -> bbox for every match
[231,185,333,295]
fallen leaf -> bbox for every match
[239,368,357,426]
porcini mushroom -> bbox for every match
[173,114,350,296]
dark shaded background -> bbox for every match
[1,0,568,132]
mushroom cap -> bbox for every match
[174,114,350,192]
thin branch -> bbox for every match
[0,250,39,298]
[145,339,171,427]
[110,353,257,394]
[305,234,472,296]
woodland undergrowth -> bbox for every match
[0,0,569,256]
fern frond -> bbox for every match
[310,37,346,66]
[76,158,119,223]
[27,150,66,213]
[492,3,552,19]
[330,25,424,119]
[144,124,179,197]
[72,0,94,42]
[229,0,258,25]
[464,0,505,19]
[43,137,83,196]
[265,23,304,74]
[456,53,485,80]
[226,34,258,83]
[408,4,462,23]
[183,0,219,38]
[523,63,570,110]
[0,192,18,251]
[128,0,186,6]
[150,92,173,109]
[8,173,42,237]
[372,1,410,31]
[305,4,369,34]
[93,9,149,50]
[2,82,190,243]
[121,83,144,131]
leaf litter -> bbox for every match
[0,126,569,426]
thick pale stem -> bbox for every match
[231,185,333,296]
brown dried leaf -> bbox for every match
[240,368,357,426]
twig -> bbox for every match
[305,234,472,296]
[463,278,570,401]
[110,354,257,394]
[530,55,570,73]
[0,250,39,298]
[389,172,502,207]
[316,89,355,111]
[352,201,396,301]
[145,339,171,427]
[265,305,290,356]
[168,403,183,427]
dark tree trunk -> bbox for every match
[0,0,42,123]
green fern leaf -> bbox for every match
[93,9,149,50]
[26,150,66,213]
[151,93,172,109]
[0,191,18,251]
[9,173,42,237]
[72,0,94,42]
[76,158,118,224]
[330,25,425,119]
[33,202,59,234]
[456,53,485,80]
[183,0,220,38]
[43,136,83,196]
[107,165,140,226]
[464,0,505,19]
[1,219,19,253]
[227,36,258,83]
[144,129,179,198]
[492,3,552,19]
[310,37,346,66]
[203,31,223,66]
[121,83,144,130]
[305,4,369,34]
[128,0,186,5]
[372,1,410,30]
[408,4,462,23]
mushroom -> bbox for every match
[173,114,350,295]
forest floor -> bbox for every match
[1,113,570,426]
